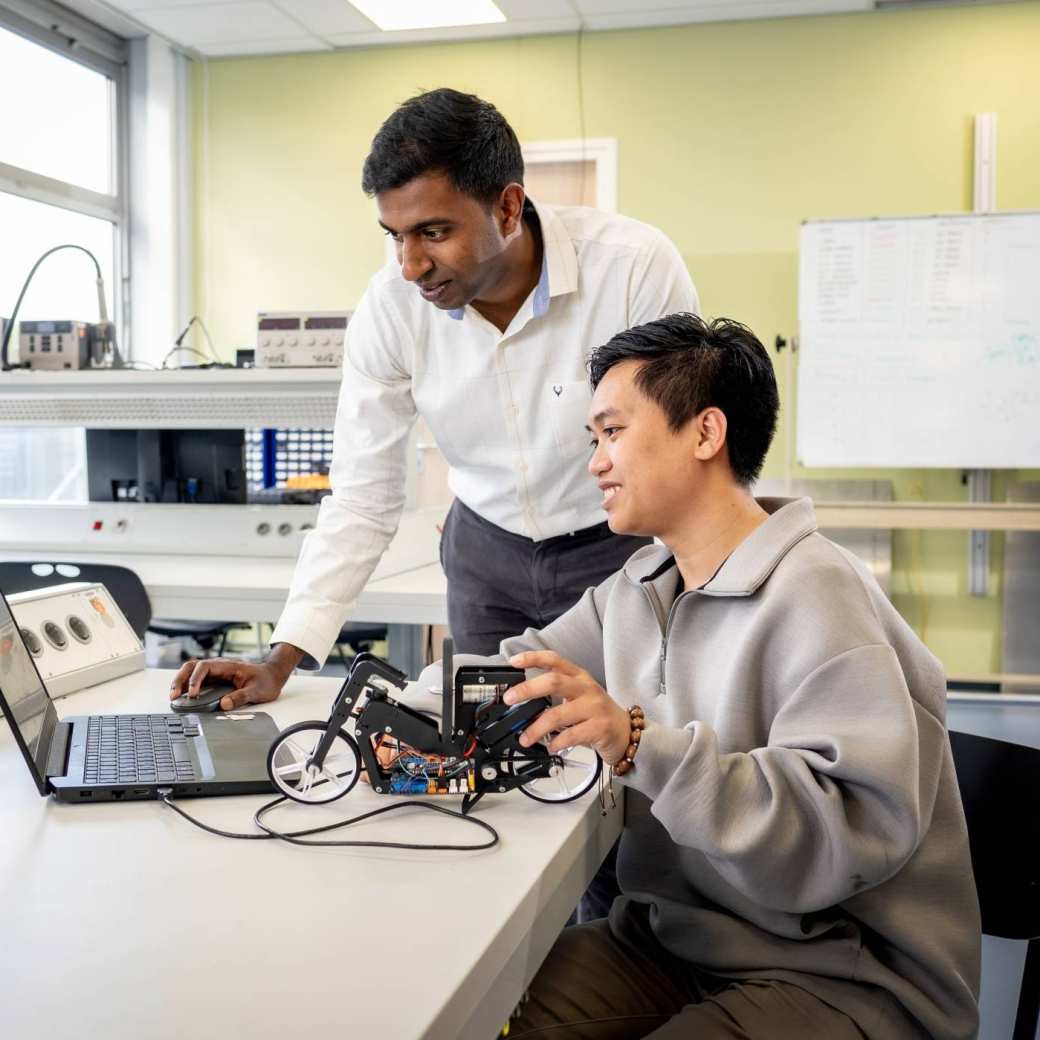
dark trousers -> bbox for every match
[510,903,868,1039]
[440,499,649,922]
[440,498,650,656]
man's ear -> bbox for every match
[693,407,727,462]
[497,183,526,237]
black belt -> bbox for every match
[454,499,612,548]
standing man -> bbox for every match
[171,87,697,708]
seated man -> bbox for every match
[441,313,981,1038]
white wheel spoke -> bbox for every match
[509,743,599,803]
[286,738,311,762]
[558,758,595,773]
[271,726,361,804]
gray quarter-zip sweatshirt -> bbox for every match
[438,497,980,1039]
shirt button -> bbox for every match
[518,462,528,473]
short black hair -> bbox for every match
[361,88,524,204]
[588,313,779,486]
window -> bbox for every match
[0,11,127,501]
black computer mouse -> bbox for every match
[170,680,237,713]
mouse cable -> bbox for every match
[157,789,499,851]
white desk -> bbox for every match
[0,669,621,1040]
[0,552,449,627]
[0,504,450,673]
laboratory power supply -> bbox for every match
[255,311,351,368]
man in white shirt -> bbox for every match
[170,88,697,719]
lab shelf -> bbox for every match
[0,367,341,429]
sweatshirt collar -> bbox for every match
[626,497,818,599]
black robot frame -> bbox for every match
[266,640,601,812]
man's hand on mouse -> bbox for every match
[169,643,303,711]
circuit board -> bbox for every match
[387,752,476,795]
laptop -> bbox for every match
[0,587,278,803]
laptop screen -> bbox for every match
[0,589,59,794]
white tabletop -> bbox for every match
[0,552,449,626]
[0,503,449,625]
[0,668,620,1040]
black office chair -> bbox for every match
[949,730,1040,1040]
[0,561,152,638]
[331,621,389,670]
[145,616,245,658]
[0,561,243,657]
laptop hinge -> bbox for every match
[46,721,72,781]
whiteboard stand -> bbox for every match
[968,112,998,596]
[774,334,797,494]
[967,469,992,597]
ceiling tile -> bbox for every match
[576,0,871,29]
[197,35,331,54]
[116,0,231,10]
[273,0,376,35]
[495,0,576,17]
[325,15,582,48]
[574,0,865,15]
[132,1,304,43]
[57,0,935,55]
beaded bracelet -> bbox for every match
[612,705,645,776]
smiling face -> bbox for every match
[376,171,524,312]
[586,359,726,541]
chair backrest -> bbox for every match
[948,729,1040,941]
[0,561,152,640]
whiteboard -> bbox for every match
[797,212,1040,468]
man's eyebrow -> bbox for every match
[377,217,456,235]
[585,407,621,431]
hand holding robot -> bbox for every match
[503,650,633,766]
[266,639,601,813]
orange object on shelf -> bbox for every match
[284,474,331,490]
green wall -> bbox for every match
[192,1,1040,676]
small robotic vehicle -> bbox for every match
[266,640,601,812]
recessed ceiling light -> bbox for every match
[348,0,506,33]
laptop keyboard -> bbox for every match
[84,715,200,786]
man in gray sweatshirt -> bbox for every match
[459,314,980,1038]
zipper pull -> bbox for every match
[658,641,666,696]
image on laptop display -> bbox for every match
[0,587,278,803]
[0,590,59,794]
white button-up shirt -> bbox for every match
[271,199,698,666]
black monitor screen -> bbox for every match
[0,590,57,794]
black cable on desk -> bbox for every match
[158,789,499,851]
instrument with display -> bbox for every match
[266,640,601,812]
[255,311,351,368]
[19,320,93,370]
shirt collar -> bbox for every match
[625,497,819,600]
[447,196,577,322]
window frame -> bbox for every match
[0,0,130,344]
[522,137,619,213]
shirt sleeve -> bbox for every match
[628,230,700,327]
[619,643,945,914]
[270,280,417,669]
